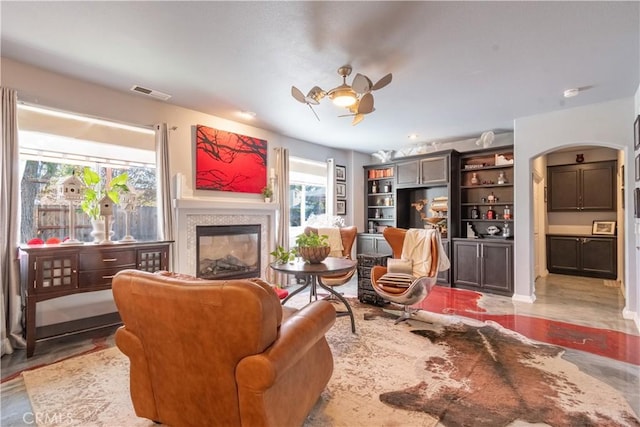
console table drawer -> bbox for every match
[79,250,136,270]
[79,265,136,287]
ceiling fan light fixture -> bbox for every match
[329,86,357,107]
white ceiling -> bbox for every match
[1,1,638,154]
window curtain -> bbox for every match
[273,147,290,285]
[155,123,175,268]
[1,87,26,355]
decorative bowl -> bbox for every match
[298,245,330,264]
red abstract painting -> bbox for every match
[195,125,267,193]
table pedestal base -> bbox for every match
[282,275,356,333]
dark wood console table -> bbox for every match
[18,241,172,357]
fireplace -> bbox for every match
[196,224,261,280]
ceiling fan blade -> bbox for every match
[352,73,371,94]
[308,104,320,121]
[358,93,375,114]
[372,73,392,91]
[338,113,356,117]
[291,86,306,103]
[352,114,365,126]
[305,86,324,105]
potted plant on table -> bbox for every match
[80,166,130,242]
[295,231,330,264]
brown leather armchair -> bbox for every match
[112,270,336,427]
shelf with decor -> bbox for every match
[364,164,396,234]
[459,148,514,239]
[453,146,514,295]
[360,164,396,255]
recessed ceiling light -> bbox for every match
[408,133,419,140]
[563,88,580,98]
[239,111,257,119]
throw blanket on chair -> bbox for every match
[319,227,344,257]
[401,228,450,277]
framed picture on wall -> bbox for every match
[335,165,346,182]
[635,188,640,219]
[336,200,347,215]
[635,115,640,150]
[336,182,346,199]
[592,220,616,235]
[636,154,640,182]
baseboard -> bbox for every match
[512,293,536,303]
[622,308,639,333]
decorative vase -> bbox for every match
[264,197,271,203]
[298,246,330,264]
[90,219,114,243]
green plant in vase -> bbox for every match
[80,167,130,242]
[261,185,273,201]
[80,167,130,220]
[295,231,330,263]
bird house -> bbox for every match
[58,174,85,202]
[98,194,115,216]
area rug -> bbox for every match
[22,300,639,427]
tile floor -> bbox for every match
[2,273,639,425]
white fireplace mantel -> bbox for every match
[173,197,278,276]
[173,197,278,212]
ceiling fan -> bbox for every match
[291,65,392,126]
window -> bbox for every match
[17,105,157,244]
[289,157,327,246]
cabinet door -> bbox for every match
[376,237,392,256]
[357,235,377,254]
[137,246,169,272]
[436,240,450,285]
[453,241,481,287]
[396,160,419,187]
[546,236,580,274]
[581,162,615,211]
[581,238,616,278]
[420,156,449,184]
[34,254,79,294]
[548,165,580,211]
[481,243,512,294]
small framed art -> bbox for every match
[336,199,347,215]
[635,115,640,150]
[592,220,616,235]
[336,182,346,199]
[635,188,640,219]
[335,165,346,182]
[636,155,640,182]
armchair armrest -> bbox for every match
[236,300,336,389]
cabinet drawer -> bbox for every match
[79,250,136,270]
[79,265,135,287]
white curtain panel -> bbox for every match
[155,124,175,266]
[275,147,290,249]
[0,87,26,355]
[273,147,290,285]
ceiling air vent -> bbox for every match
[130,85,171,101]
